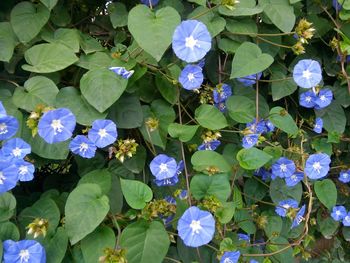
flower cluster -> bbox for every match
[275,199,306,229]
[242,118,274,149]
[213,83,232,112]
[293,19,316,54]
[299,89,333,110]
[331,206,350,226]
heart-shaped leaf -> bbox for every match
[230,42,273,78]
[128,5,180,61]
[120,178,153,209]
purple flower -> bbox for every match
[299,90,317,108]
[343,212,350,226]
[198,140,221,151]
[88,119,117,148]
[109,67,134,79]
[150,154,179,186]
[304,153,331,180]
[213,84,232,103]
[275,199,298,217]
[1,138,31,160]
[69,135,97,159]
[242,134,259,149]
[177,206,215,247]
[271,157,296,179]
[339,170,350,183]
[2,239,46,263]
[314,89,333,109]
[237,72,262,87]
[179,65,203,90]
[285,172,304,187]
[293,59,322,89]
[291,205,306,229]
[331,206,347,221]
[220,251,241,263]
[15,160,35,182]
[313,118,323,134]
[246,119,266,134]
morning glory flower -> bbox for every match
[237,72,262,87]
[343,212,350,226]
[140,0,159,7]
[15,160,35,182]
[172,20,212,63]
[293,59,322,89]
[313,117,323,134]
[271,157,296,179]
[331,206,347,221]
[237,233,250,242]
[213,84,232,103]
[299,90,317,108]
[291,205,306,229]
[2,239,46,263]
[246,119,266,134]
[179,65,204,90]
[69,135,97,159]
[242,134,259,149]
[0,161,19,193]
[304,153,331,180]
[38,108,76,144]
[275,199,298,217]
[177,206,215,247]
[285,172,304,187]
[150,154,179,186]
[1,138,31,160]
[88,119,117,148]
[265,120,275,133]
[254,167,271,181]
[314,89,333,109]
[198,140,221,151]
[109,67,134,79]
[339,170,350,183]
[0,115,19,141]
[220,251,241,263]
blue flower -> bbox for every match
[246,119,266,134]
[254,167,271,181]
[0,161,19,193]
[237,72,262,87]
[250,260,259,263]
[0,116,19,141]
[88,119,117,148]
[293,59,322,89]
[285,172,304,187]
[178,206,215,247]
[299,90,317,108]
[242,134,259,149]
[313,118,323,134]
[220,251,241,263]
[172,20,212,63]
[1,138,31,160]
[237,233,250,242]
[179,65,203,90]
[265,119,275,133]
[304,153,330,180]
[197,59,206,68]
[155,176,179,187]
[198,140,221,151]
[343,212,350,226]
[333,0,342,11]
[291,205,306,229]
[213,84,232,103]
[38,108,76,144]
[0,101,7,118]
[271,157,296,179]
[69,135,97,159]
[275,199,298,217]
[140,0,159,7]
[314,89,333,109]
[331,206,347,221]
[15,160,35,182]
[339,170,350,183]
[109,67,134,79]
[176,189,188,200]
[150,154,179,186]
[215,102,227,112]
[2,239,46,263]
[176,160,184,175]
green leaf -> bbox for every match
[219,0,263,16]
[269,106,298,135]
[108,2,128,28]
[0,222,20,241]
[234,210,256,234]
[0,22,17,62]
[168,123,199,142]
[10,2,50,43]
[80,68,128,113]
[81,226,116,263]
[195,104,228,130]
[243,178,268,205]
[155,73,177,105]
[317,210,339,239]
[270,178,302,204]
[78,169,112,195]
[314,179,337,210]
[191,150,231,173]
[230,42,274,78]
[77,52,113,70]
[22,43,79,73]
[120,178,153,209]
[128,5,180,61]
[0,192,16,222]
[42,28,80,53]
[190,174,231,201]
[260,0,296,33]
[226,95,256,123]
[55,87,107,126]
[267,237,294,263]
[108,175,124,214]
[123,146,147,174]
[264,215,283,238]
[236,148,272,170]
[13,76,59,111]
[216,202,235,224]
[226,18,258,35]
[40,0,58,10]
[42,227,68,263]
[271,72,297,101]
[315,101,346,133]
[65,184,110,245]
[120,220,170,263]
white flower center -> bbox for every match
[185,35,199,50]
[51,119,64,135]
[343,173,348,178]
[19,165,29,175]
[345,216,350,222]
[280,163,287,172]
[336,210,341,216]
[320,95,326,101]
[190,220,202,234]
[0,123,8,134]
[302,69,312,79]
[79,142,89,153]
[224,258,234,263]
[291,174,297,181]
[0,172,5,185]
[98,128,107,138]
[19,249,30,262]
[283,204,290,209]
[187,73,195,82]
[159,163,168,173]
[312,161,322,173]
[305,96,312,103]
[12,147,22,157]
